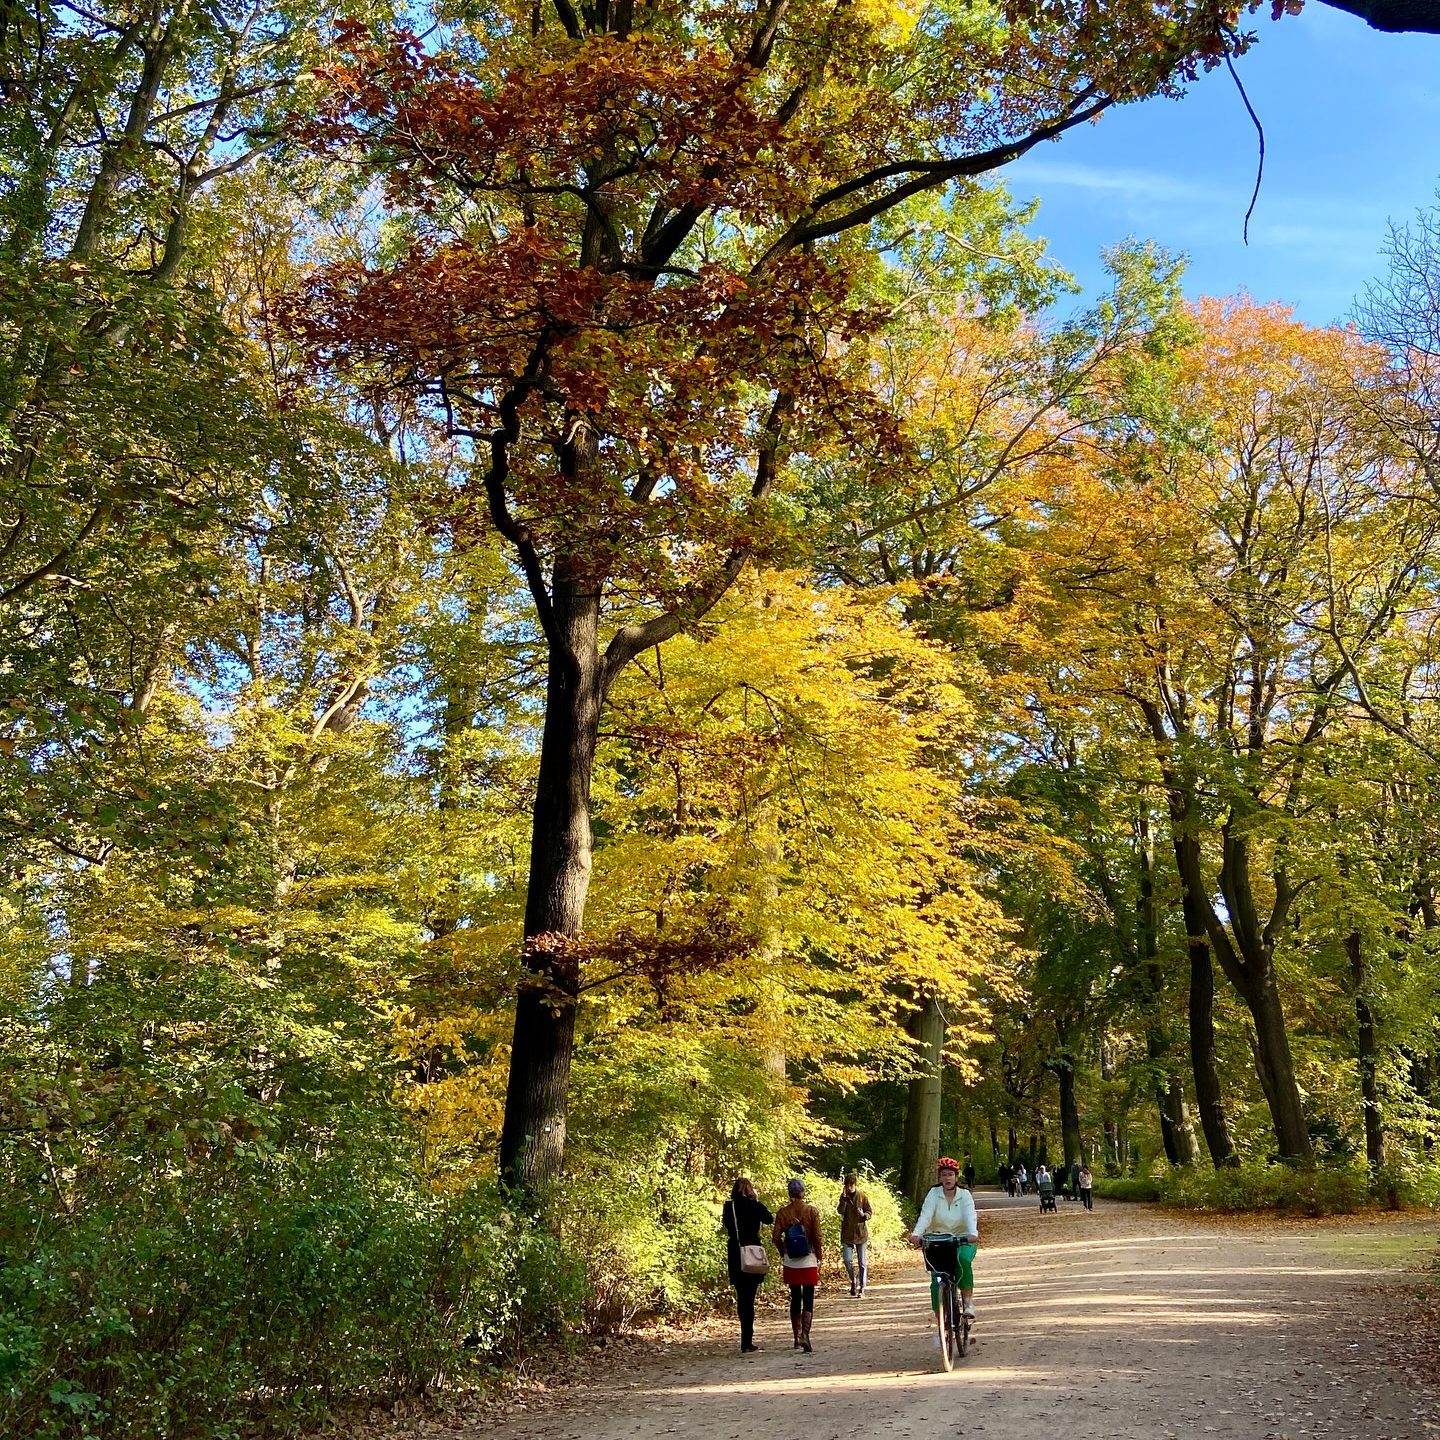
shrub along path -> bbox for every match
[472,1191,1438,1440]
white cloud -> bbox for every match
[1008,159,1228,209]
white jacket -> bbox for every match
[911,1185,978,1240]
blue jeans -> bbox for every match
[842,1241,868,1291]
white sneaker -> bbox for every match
[963,1303,976,1319]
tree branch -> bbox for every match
[1317,0,1440,32]
[600,390,794,689]
[756,89,1110,269]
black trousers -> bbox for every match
[1082,1189,1093,1211]
[734,1273,763,1347]
[788,1283,816,1318]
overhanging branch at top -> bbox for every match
[1317,0,1440,32]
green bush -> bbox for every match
[561,1165,728,1329]
[560,1164,908,1332]
[0,1163,584,1440]
[1373,1155,1440,1211]
[1159,1160,1371,1216]
[1092,1177,1162,1202]
[794,1166,906,1261]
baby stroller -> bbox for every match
[1037,1175,1057,1214]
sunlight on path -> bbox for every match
[477,1197,1437,1440]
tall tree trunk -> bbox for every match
[1169,811,1309,1162]
[899,996,946,1209]
[1185,919,1236,1168]
[1235,962,1311,1162]
[1056,1056,1082,1169]
[1151,1057,1195,1166]
[1100,1033,1122,1171]
[1346,930,1385,1173]
[498,583,603,1190]
[1144,701,1312,1164]
[1138,811,1197,1164]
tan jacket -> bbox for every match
[837,1188,872,1244]
[772,1200,823,1262]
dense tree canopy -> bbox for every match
[3,4,1440,1438]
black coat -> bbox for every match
[722,1194,774,1284]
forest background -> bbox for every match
[3,2,1440,1437]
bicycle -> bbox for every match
[920,1234,975,1371]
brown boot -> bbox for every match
[800,1312,813,1353]
[791,1314,802,1349]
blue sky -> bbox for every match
[1006,5,1440,325]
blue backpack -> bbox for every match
[783,1221,810,1259]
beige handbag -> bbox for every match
[728,1202,769,1275]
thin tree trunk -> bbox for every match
[1100,1033,1121,1171]
[1151,1058,1190,1165]
[899,996,946,1209]
[1346,929,1385,1172]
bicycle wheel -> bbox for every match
[956,1299,969,1360]
[936,1282,954,1373]
[948,1285,965,1364]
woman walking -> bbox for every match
[723,1178,773,1354]
[772,1177,823,1352]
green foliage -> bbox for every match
[546,1165,909,1335]
[3,4,1440,1432]
[1159,1163,1373,1217]
[1373,1156,1440,1211]
[796,1169,908,1259]
[0,1163,582,1440]
[1092,1177,1163,1203]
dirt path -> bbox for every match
[479,1192,1438,1440]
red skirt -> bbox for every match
[782,1262,819,1286]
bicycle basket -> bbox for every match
[923,1237,961,1275]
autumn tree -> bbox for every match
[0,1,352,883]
[1035,300,1440,1163]
[286,0,1273,1189]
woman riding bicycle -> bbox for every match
[908,1156,979,1331]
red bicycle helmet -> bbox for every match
[936,1156,960,1173]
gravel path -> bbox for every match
[478,1191,1438,1440]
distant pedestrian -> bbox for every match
[773,1178,823,1353]
[963,1154,976,1189]
[1035,1164,1056,1213]
[1080,1163,1094,1211]
[998,1161,1011,1196]
[1069,1160,1081,1200]
[837,1171,872,1297]
[723,1177,773,1354]
[1016,1162,1029,1196]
